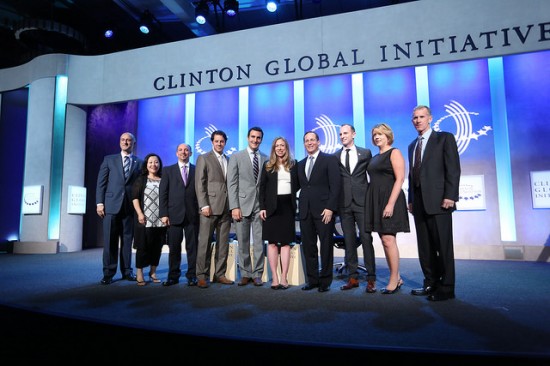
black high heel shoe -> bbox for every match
[381,278,403,295]
[149,273,161,283]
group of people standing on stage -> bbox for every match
[95,104,461,302]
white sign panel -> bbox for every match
[22,185,43,214]
[456,175,486,211]
[67,185,87,214]
[530,171,550,209]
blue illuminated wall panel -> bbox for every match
[137,95,186,166]
[0,88,28,243]
[362,68,417,155]
[504,50,550,245]
[194,88,240,160]
[303,74,353,156]
[249,81,295,156]
[428,60,503,244]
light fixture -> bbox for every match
[224,0,239,17]
[139,9,160,34]
[195,1,210,25]
[266,0,279,13]
[104,28,114,39]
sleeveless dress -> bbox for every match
[365,148,410,234]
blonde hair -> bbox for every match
[265,137,295,173]
[371,123,394,145]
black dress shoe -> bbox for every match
[122,273,137,281]
[301,284,319,291]
[318,286,330,293]
[162,279,179,287]
[100,277,113,285]
[427,292,455,302]
[187,278,198,286]
[411,286,435,296]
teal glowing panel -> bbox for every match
[48,75,68,240]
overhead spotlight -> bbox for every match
[104,28,114,39]
[139,9,154,34]
[195,0,210,25]
[266,0,279,13]
[224,0,239,17]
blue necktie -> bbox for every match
[123,156,130,179]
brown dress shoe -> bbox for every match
[340,278,359,290]
[253,277,263,286]
[238,277,251,286]
[197,279,209,288]
[217,276,234,285]
[366,279,377,293]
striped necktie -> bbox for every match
[123,156,130,179]
[252,151,259,182]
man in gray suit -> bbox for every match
[227,127,268,286]
[335,124,377,293]
[96,132,143,284]
[195,130,234,288]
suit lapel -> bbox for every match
[423,132,436,163]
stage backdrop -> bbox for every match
[81,50,550,256]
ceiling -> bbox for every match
[0,0,417,70]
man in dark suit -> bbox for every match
[334,124,377,293]
[195,130,234,288]
[407,105,461,301]
[159,143,200,287]
[297,131,341,292]
[96,132,143,284]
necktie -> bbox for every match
[182,164,188,185]
[252,151,259,182]
[413,136,423,187]
[306,156,314,180]
[123,156,130,179]
[345,148,351,174]
[219,154,226,177]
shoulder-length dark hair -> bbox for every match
[140,153,163,177]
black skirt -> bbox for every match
[262,194,296,245]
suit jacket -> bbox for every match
[259,161,298,217]
[227,148,268,216]
[159,163,199,225]
[333,146,372,208]
[408,131,461,214]
[297,152,341,220]
[96,153,142,214]
[195,150,229,216]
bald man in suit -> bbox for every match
[159,143,200,287]
[334,124,376,293]
[96,132,143,284]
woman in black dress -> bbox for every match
[365,124,410,294]
[259,137,298,289]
